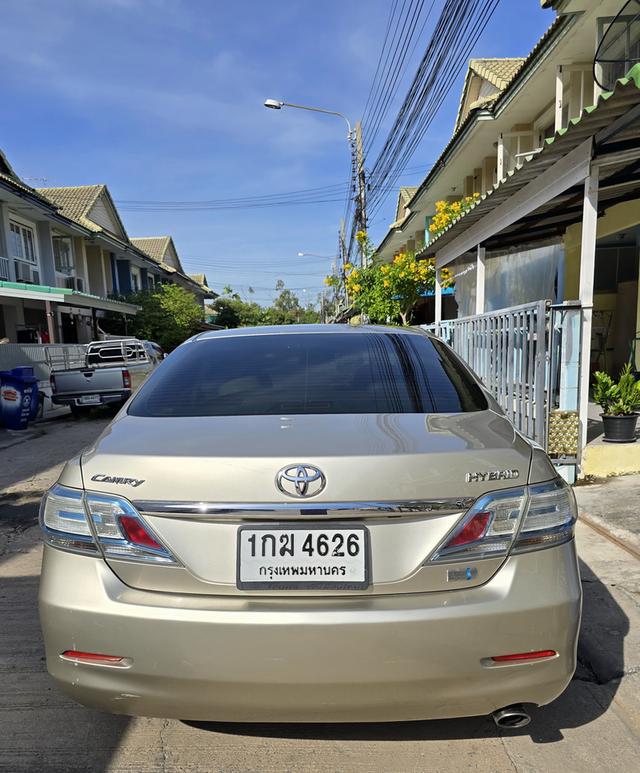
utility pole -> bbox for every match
[355,121,367,268]
[339,220,349,310]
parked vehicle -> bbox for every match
[48,339,157,415]
[39,325,581,726]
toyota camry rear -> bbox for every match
[38,325,581,723]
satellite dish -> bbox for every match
[593,0,640,91]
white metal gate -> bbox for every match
[424,300,550,447]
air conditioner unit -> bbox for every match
[14,261,39,284]
[64,276,85,292]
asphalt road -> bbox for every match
[1,417,639,773]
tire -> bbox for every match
[69,404,93,418]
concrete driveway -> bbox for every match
[1,417,639,772]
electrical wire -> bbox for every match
[361,0,500,230]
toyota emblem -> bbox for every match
[276,464,326,498]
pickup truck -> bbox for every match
[49,339,159,415]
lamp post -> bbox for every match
[264,98,367,266]
[264,99,353,140]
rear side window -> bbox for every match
[128,332,487,417]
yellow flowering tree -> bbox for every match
[323,232,450,325]
[428,194,480,240]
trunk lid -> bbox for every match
[82,410,532,596]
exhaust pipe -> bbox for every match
[492,704,531,729]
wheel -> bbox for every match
[69,404,93,418]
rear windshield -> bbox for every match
[128,332,487,417]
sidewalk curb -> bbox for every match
[579,511,640,560]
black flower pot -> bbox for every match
[601,413,639,443]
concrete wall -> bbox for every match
[35,221,55,287]
[564,199,640,375]
[564,200,640,298]
[85,245,106,297]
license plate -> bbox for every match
[237,524,370,590]
[78,395,101,405]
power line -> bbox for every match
[362,0,500,229]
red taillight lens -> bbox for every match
[119,514,163,550]
[122,369,131,389]
[50,373,56,393]
[491,650,557,662]
[446,512,491,547]
[61,650,124,664]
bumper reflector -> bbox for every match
[61,650,128,666]
[491,650,557,663]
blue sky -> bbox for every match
[1,0,553,306]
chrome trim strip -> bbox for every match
[132,498,475,518]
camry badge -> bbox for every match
[91,474,145,488]
[276,464,326,498]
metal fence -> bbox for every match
[423,300,550,447]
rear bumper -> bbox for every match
[51,390,129,406]
[38,542,581,722]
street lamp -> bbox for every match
[297,252,333,259]
[264,97,367,270]
[263,99,353,140]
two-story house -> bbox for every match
[0,152,215,345]
[375,0,640,479]
[0,155,140,344]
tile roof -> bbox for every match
[130,236,171,264]
[399,186,418,205]
[391,186,419,227]
[469,58,526,90]
[189,273,206,284]
[0,150,58,205]
[36,185,107,232]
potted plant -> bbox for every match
[593,364,640,442]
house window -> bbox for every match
[131,267,141,292]
[52,235,74,274]
[9,221,37,264]
[596,13,640,90]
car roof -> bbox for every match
[193,324,432,341]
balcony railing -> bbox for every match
[0,256,10,281]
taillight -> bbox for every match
[40,484,178,564]
[50,373,56,393]
[119,514,164,550]
[446,512,491,547]
[426,478,577,564]
[122,369,131,389]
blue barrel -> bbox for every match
[0,367,40,430]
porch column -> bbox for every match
[555,65,564,132]
[578,164,599,459]
[434,267,442,325]
[497,134,505,183]
[45,300,57,344]
[475,245,486,315]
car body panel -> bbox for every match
[78,409,535,595]
[39,541,581,722]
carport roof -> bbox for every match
[0,280,139,314]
